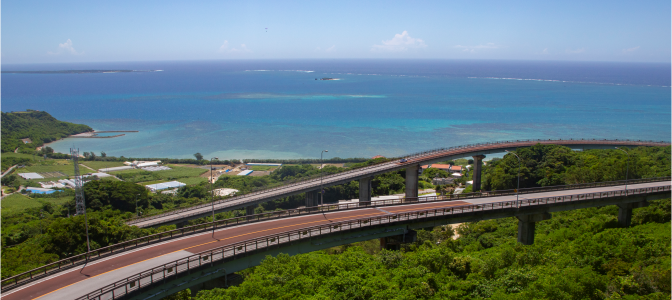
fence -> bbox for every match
[126,138,670,226]
[75,184,671,300]
[2,176,669,291]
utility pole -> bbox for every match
[71,148,91,256]
[210,157,219,234]
[320,150,328,208]
[135,194,141,217]
[39,210,44,234]
[615,147,630,195]
[505,150,521,207]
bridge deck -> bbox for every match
[128,139,669,228]
[4,181,669,300]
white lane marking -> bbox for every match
[37,251,194,300]
[7,181,667,296]
[374,207,393,215]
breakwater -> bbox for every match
[69,131,139,138]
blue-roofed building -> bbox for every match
[26,187,56,194]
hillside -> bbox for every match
[1,110,92,153]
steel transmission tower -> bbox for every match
[71,148,91,254]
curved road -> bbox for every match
[129,139,669,228]
[4,180,669,300]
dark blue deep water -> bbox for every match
[2,60,670,159]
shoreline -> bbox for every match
[42,130,138,153]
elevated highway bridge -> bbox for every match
[127,139,670,228]
[2,139,669,299]
[2,178,670,300]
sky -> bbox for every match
[2,0,670,64]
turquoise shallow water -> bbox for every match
[2,60,670,159]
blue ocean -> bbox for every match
[2,60,670,159]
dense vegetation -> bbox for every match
[192,199,671,300]
[0,145,672,299]
[1,110,92,153]
[483,144,670,190]
[168,146,669,299]
[0,201,174,279]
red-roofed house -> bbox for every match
[372,155,385,159]
[427,164,452,171]
[450,165,463,173]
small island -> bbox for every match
[315,77,339,80]
[2,70,162,74]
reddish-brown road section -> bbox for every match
[6,201,469,300]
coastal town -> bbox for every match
[3,148,479,207]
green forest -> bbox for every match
[190,198,671,300]
[1,110,92,153]
[482,144,670,190]
[1,145,669,299]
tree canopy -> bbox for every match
[482,144,671,191]
[193,199,671,300]
[1,110,92,153]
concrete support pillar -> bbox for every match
[305,190,318,207]
[617,203,633,227]
[359,177,372,204]
[380,230,417,250]
[472,155,486,192]
[405,165,419,202]
[617,201,648,227]
[516,212,551,245]
[245,205,255,220]
[189,273,243,296]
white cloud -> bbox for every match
[371,31,427,52]
[541,48,549,55]
[48,39,81,55]
[453,43,500,53]
[565,48,585,54]
[622,46,640,54]
[316,45,336,53]
[230,44,251,53]
[218,41,251,53]
[218,41,229,52]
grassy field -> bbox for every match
[1,152,47,162]
[108,168,145,175]
[155,165,208,178]
[1,194,37,212]
[247,165,276,171]
[178,177,208,185]
[79,161,126,170]
[113,165,208,186]
[140,176,207,187]
[21,160,75,176]
[1,193,73,213]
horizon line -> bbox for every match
[2,58,671,66]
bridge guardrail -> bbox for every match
[125,161,396,224]
[2,176,670,291]
[136,176,672,228]
[75,184,672,300]
[126,138,671,226]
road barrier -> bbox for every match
[126,138,670,226]
[75,184,671,300]
[2,176,670,291]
